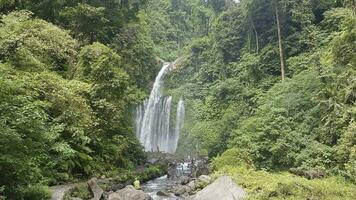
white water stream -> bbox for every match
[142,162,191,200]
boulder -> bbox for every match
[289,167,326,180]
[197,175,211,184]
[167,164,178,179]
[173,186,185,196]
[147,158,159,164]
[195,175,211,189]
[190,176,247,200]
[88,178,103,200]
[187,181,196,191]
[173,185,191,196]
[195,166,211,177]
[156,191,172,197]
[106,179,134,192]
[108,185,151,200]
[190,159,211,177]
[50,184,76,200]
[180,175,190,185]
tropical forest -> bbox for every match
[0,0,355,200]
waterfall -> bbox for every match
[170,97,185,153]
[135,62,184,154]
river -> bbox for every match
[142,163,191,200]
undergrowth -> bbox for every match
[213,148,356,200]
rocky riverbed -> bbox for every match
[139,159,216,199]
[51,155,247,200]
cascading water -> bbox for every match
[135,62,184,154]
[170,97,185,153]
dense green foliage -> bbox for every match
[213,149,356,199]
[0,1,159,198]
[0,0,355,199]
[166,0,355,188]
[65,162,167,200]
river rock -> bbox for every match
[196,166,211,177]
[156,190,171,197]
[167,163,178,179]
[197,175,211,183]
[190,176,246,200]
[173,185,191,196]
[187,180,196,191]
[195,175,211,189]
[147,158,159,164]
[180,175,190,185]
[108,185,151,200]
[88,178,104,200]
[289,167,325,179]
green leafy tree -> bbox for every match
[0,64,58,198]
[60,3,109,43]
[0,10,77,73]
[74,43,146,169]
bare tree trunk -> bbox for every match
[274,1,286,82]
[252,22,259,53]
[248,30,251,51]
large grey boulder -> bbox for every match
[190,176,247,200]
[50,184,76,200]
[88,178,103,200]
[108,185,151,200]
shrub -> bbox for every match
[140,165,166,181]
[22,185,52,200]
[69,183,92,199]
[213,148,254,170]
[215,166,356,200]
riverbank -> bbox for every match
[211,148,356,200]
[141,162,192,200]
[52,156,169,200]
[57,154,212,200]
[50,149,356,200]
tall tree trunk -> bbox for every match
[274,1,286,82]
[252,22,259,53]
[248,30,251,51]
